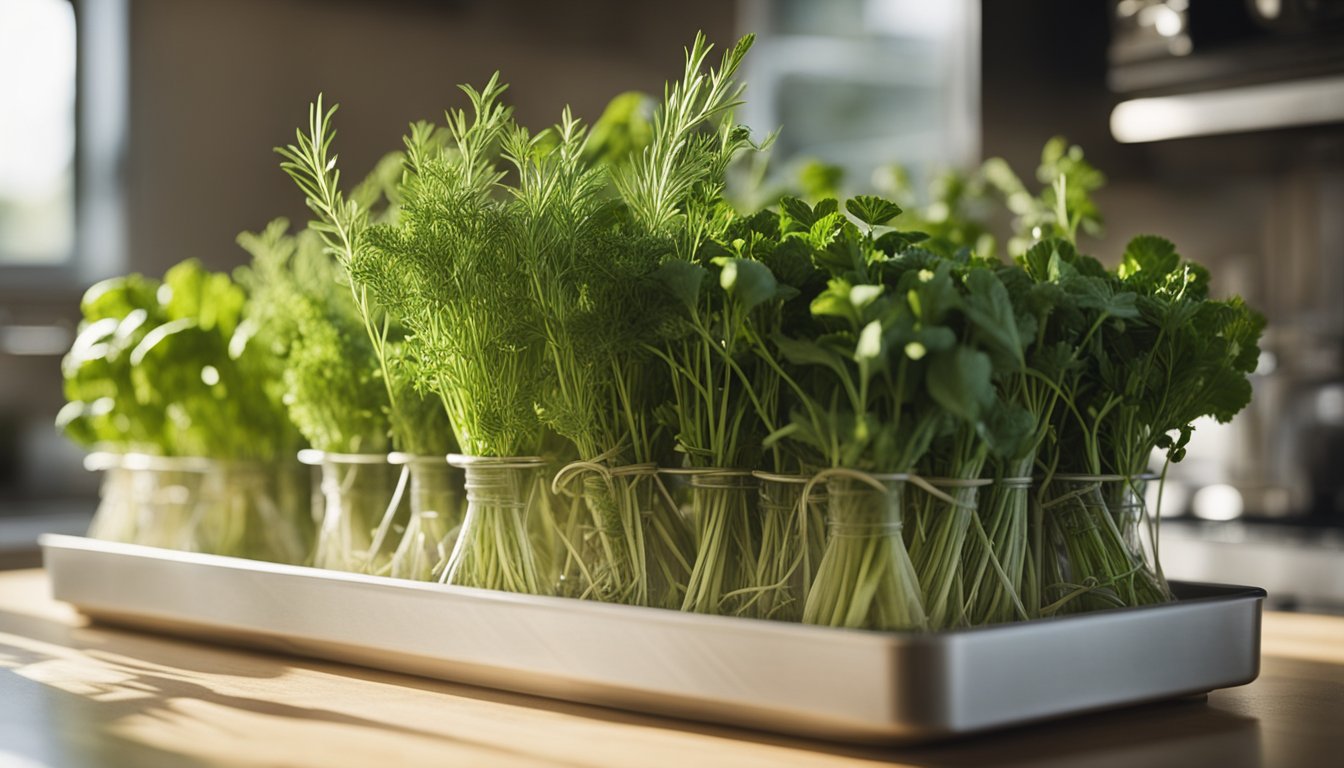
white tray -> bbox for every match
[41,534,1264,744]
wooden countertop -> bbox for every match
[1,568,1342,768]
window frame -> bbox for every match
[0,0,128,297]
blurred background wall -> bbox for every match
[0,0,736,509]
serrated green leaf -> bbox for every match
[962,268,1025,365]
[845,195,903,227]
[1118,235,1178,284]
[778,196,816,229]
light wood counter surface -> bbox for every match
[2,567,1342,767]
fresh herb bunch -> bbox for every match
[278,109,456,459]
[1037,236,1262,610]
[764,197,955,630]
[236,221,390,455]
[328,77,553,594]
[899,257,1036,630]
[353,78,546,459]
[59,260,297,461]
[611,33,802,615]
[502,107,689,605]
[59,274,173,452]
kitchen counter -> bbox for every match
[1,568,1341,768]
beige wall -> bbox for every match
[126,0,737,275]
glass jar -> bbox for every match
[639,466,696,611]
[551,461,639,604]
[678,469,759,616]
[441,455,549,595]
[192,460,310,564]
[552,462,692,608]
[85,453,208,550]
[85,452,139,544]
[906,476,991,630]
[386,453,465,582]
[803,471,926,631]
[300,450,404,574]
[1039,474,1171,614]
[746,472,827,622]
[963,476,1033,625]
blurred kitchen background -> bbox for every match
[2,0,1342,608]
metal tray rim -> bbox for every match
[38,533,1266,744]
[37,533,1266,642]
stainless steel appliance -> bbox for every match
[1098,1,1344,529]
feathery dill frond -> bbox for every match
[353,79,546,457]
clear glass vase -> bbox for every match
[552,462,640,603]
[552,463,693,607]
[905,476,992,630]
[385,453,465,582]
[962,474,1034,625]
[679,470,759,615]
[441,455,548,595]
[301,450,403,574]
[803,471,926,631]
[85,452,139,544]
[744,472,827,622]
[85,453,209,550]
[642,467,696,610]
[192,460,311,564]
[1039,474,1172,614]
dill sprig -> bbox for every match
[354,77,546,458]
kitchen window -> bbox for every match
[0,0,77,266]
[0,0,127,289]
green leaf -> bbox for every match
[855,320,883,362]
[849,284,884,310]
[845,195,903,227]
[979,402,1036,459]
[1119,235,1179,284]
[715,257,778,313]
[1019,238,1067,282]
[811,282,857,324]
[779,196,817,229]
[874,229,929,255]
[654,260,707,311]
[911,325,957,353]
[772,333,853,382]
[927,347,993,424]
[962,269,1025,365]
[80,275,161,322]
[1070,276,1139,319]
[904,263,961,324]
[807,211,847,250]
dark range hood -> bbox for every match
[1107,0,1344,142]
